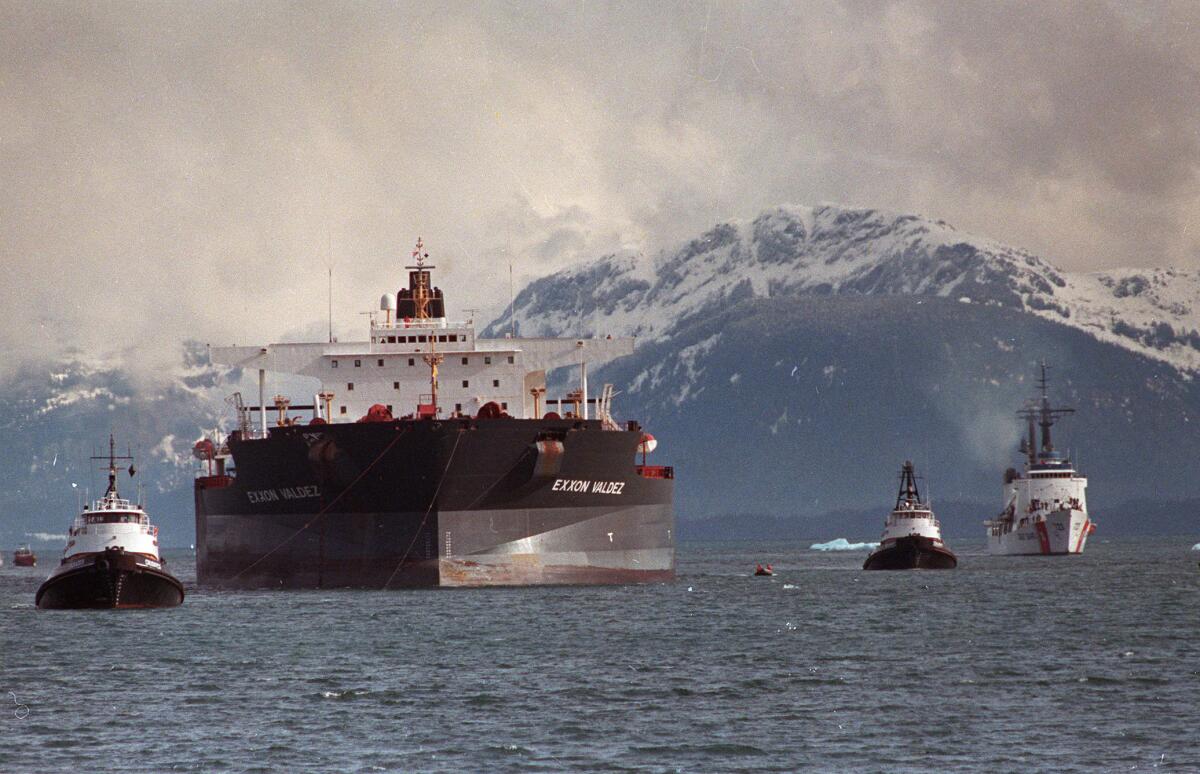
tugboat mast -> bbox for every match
[91,434,134,499]
[895,460,922,509]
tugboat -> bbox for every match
[984,363,1094,555]
[13,545,36,567]
[36,436,184,609]
[863,461,957,570]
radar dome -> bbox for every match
[380,293,397,311]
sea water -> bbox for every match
[2,537,1197,772]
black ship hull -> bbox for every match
[36,549,185,609]
[195,418,675,588]
[863,536,957,571]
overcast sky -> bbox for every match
[2,1,1198,381]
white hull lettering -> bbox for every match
[247,485,320,504]
[551,479,625,495]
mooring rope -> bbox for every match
[382,427,466,589]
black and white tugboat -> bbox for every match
[863,461,957,571]
[36,436,184,609]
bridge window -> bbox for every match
[493,379,500,388]
[87,513,140,524]
[485,356,492,365]
[388,336,396,343]
[438,335,447,343]
[462,380,469,388]
[501,402,507,410]
[449,335,458,342]
[418,335,427,343]
[354,359,361,367]
[408,358,415,366]
[455,403,462,412]
[331,360,338,368]
[347,383,354,391]
[340,405,347,415]
[393,381,400,389]
[507,356,514,364]
[461,357,469,365]
[377,359,384,367]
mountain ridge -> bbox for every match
[486,204,1200,374]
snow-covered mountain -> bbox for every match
[486,205,1200,374]
[485,205,1200,526]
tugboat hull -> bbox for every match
[36,550,184,609]
[863,536,957,571]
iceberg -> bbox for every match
[810,538,879,552]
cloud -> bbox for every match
[1,1,1197,381]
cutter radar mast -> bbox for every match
[1017,361,1074,466]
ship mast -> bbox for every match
[895,460,923,509]
[91,434,134,499]
[408,237,434,320]
[1016,361,1074,463]
[408,238,444,416]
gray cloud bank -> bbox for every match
[1,0,1197,380]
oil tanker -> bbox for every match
[194,240,675,588]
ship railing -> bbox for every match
[90,496,139,511]
[372,319,472,331]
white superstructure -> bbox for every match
[61,438,161,563]
[878,467,946,548]
[985,365,1094,555]
[208,240,635,429]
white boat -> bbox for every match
[984,364,1095,555]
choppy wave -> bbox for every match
[810,538,879,552]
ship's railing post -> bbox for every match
[258,368,267,437]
